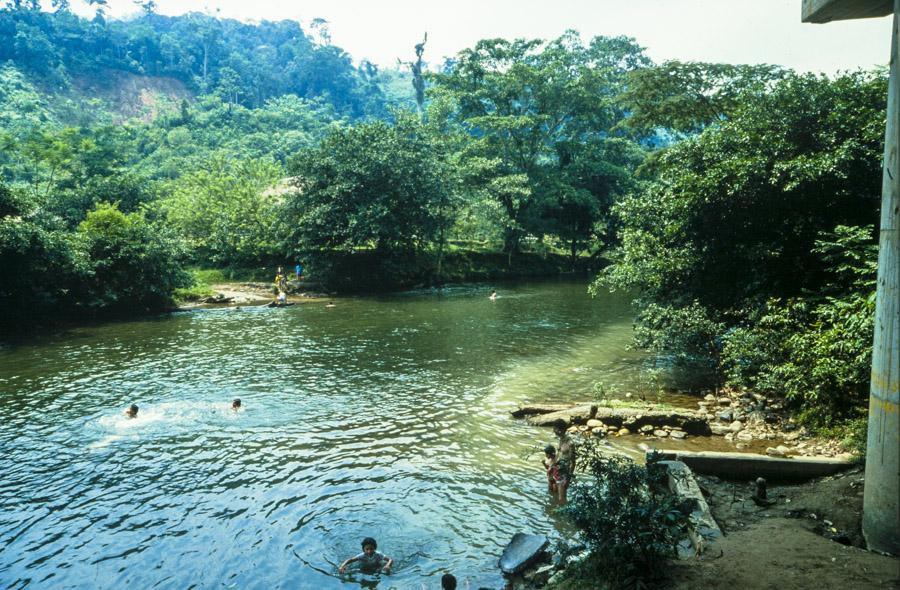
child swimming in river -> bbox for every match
[124,404,139,419]
[339,537,393,574]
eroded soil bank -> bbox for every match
[669,467,899,590]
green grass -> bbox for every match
[172,283,215,303]
[188,266,276,284]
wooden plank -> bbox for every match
[802,0,893,22]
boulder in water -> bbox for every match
[498,533,549,575]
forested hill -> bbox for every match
[0,4,411,119]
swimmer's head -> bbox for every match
[361,537,377,554]
[125,404,139,418]
[441,574,457,590]
[232,399,241,410]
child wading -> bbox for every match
[551,419,576,503]
[339,537,393,575]
[543,444,569,503]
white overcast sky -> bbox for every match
[68,0,893,74]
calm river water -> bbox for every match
[1,281,668,589]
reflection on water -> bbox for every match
[0,281,658,589]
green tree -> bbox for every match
[598,71,886,390]
[75,202,189,311]
[284,113,447,255]
[722,225,877,426]
[532,137,645,262]
[431,31,650,257]
[161,156,282,265]
[617,61,786,136]
[0,183,87,324]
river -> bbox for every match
[1,280,673,589]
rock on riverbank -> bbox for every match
[513,390,853,459]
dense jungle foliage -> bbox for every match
[0,3,886,436]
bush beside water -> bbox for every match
[552,446,688,590]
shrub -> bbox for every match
[558,445,688,589]
[75,202,191,311]
[721,226,876,428]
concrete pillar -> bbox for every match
[863,0,900,557]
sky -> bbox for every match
[68,0,894,74]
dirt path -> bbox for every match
[670,467,899,589]
[208,283,273,305]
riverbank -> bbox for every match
[668,467,899,590]
[512,392,897,590]
[515,388,858,461]
[542,465,898,590]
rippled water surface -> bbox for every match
[1,281,657,589]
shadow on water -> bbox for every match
[0,281,664,589]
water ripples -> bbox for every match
[0,282,646,589]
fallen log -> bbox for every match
[659,460,722,555]
[526,404,597,427]
[510,403,582,418]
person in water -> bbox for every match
[124,404,139,418]
[231,399,241,410]
[543,444,559,495]
[543,444,571,502]
[489,290,497,301]
[325,301,336,308]
[552,419,576,503]
[277,291,287,305]
[339,537,393,574]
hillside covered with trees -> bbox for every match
[0,2,887,443]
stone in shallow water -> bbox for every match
[498,533,549,575]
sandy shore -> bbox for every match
[178,282,330,309]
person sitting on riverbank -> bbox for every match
[339,537,393,575]
[124,404,138,419]
[231,399,241,411]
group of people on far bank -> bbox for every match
[272,264,301,306]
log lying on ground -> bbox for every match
[659,460,722,556]
[653,450,855,482]
[526,404,711,436]
[510,403,587,419]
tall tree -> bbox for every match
[284,113,447,255]
[617,61,786,136]
[431,31,650,258]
